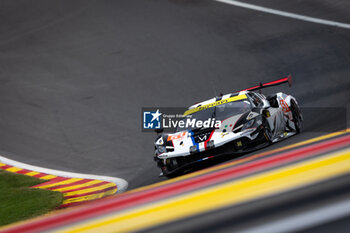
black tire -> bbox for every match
[161,158,182,178]
[263,118,273,144]
[290,99,302,134]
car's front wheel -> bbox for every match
[160,158,182,178]
[262,117,272,145]
[263,118,273,144]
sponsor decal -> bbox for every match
[184,94,247,116]
[167,132,186,141]
[198,134,207,141]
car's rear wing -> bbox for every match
[240,75,292,92]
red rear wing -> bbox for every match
[241,75,292,92]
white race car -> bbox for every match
[154,76,302,177]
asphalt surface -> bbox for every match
[0,0,349,192]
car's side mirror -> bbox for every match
[267,95,279,108]
[155,128,164,134]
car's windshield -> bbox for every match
[176,100,252,132]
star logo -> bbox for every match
[143,109,162,129]
[151,109,162,122]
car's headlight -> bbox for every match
[190,145,197,154]
[242,119,255,130]
[155,137,164,145]
[156,145,167,154]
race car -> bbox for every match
[154,76,303,178]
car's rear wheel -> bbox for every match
[290,99,302,134]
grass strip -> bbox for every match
[0,170,63,226]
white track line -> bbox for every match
[215,0,350,29]
[0,154,128,193]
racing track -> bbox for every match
[0,0,349,231]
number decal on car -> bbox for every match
[279,99,290,112]
[167,131,186,141]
